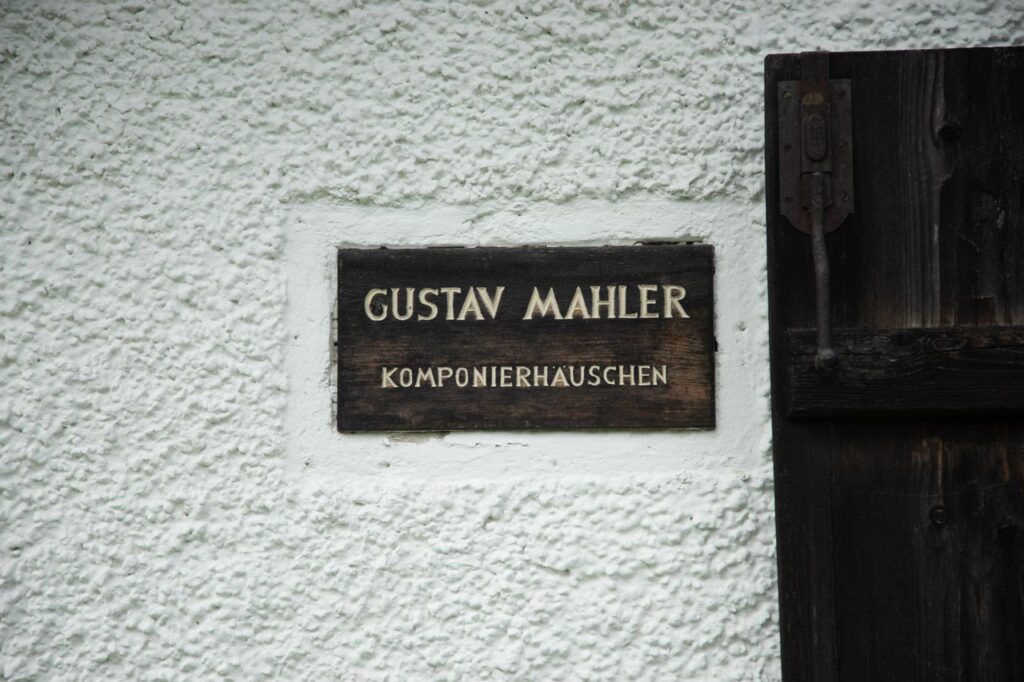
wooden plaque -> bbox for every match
[336,245,714,431]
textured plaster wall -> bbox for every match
[1,1,1021,680]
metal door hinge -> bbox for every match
[778,52,854,372]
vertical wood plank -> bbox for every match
[830,421,1024,682]
[765,52,839,682]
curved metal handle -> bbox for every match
[810,172,839,372]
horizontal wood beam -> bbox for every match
[785,326,1024,417]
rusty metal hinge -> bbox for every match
[778,52,854,372]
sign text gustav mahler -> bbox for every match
[336,245,714,431]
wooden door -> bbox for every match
[765,47,1024,681]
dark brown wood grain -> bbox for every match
[766,47,1024,682]
[336,245,715,431]
[786,326,1024,417]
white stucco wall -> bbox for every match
[1,1,1021,680]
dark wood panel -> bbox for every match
[772,48,1024,333]
[831,421,1024,682]
[786,326,1024,417]
[767,46,1024,682]
[336,245,715,431]
[765,51,840,682]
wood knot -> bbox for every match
[998,525,1018,550]
[937,121,962,142]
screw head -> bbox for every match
[815,348,839,372]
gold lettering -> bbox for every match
[617,286,637,319]
[456,288,484,321]
[638,285,658,319]
[590,285,616,319]
[523,287,563,320]
[391,288,415,321]
[564,287,591,319]
[417,288,439,321]
[663,285,688,318]
[476,286,505,319]
[365,289,388,321]
[440,287,461,320]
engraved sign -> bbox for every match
[337,245,714,431]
